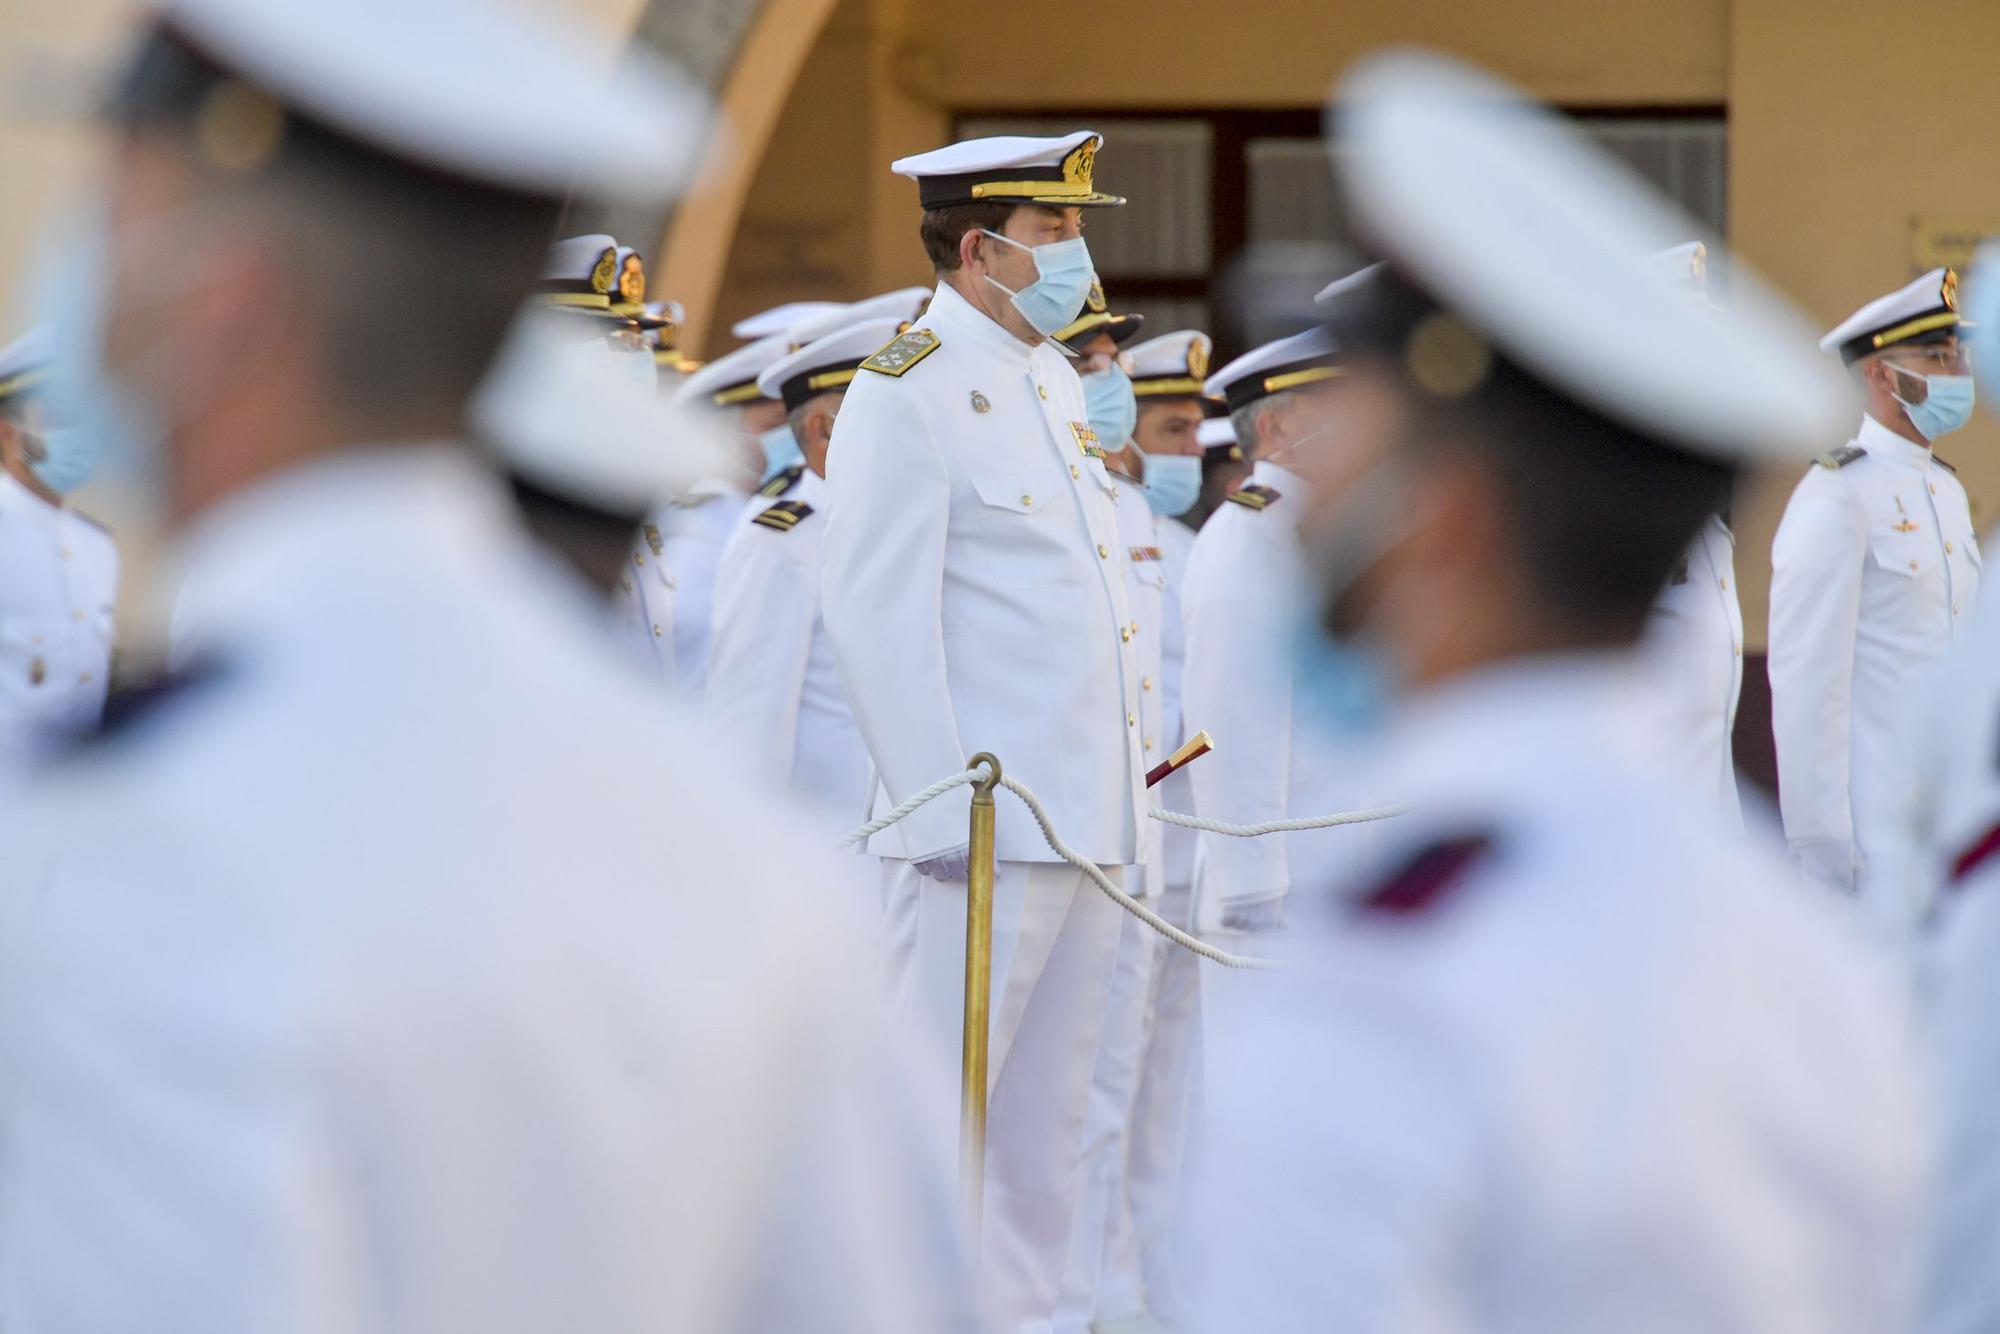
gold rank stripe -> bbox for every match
[711,381,766,406]
[543,292,612,309]
[1262,366,1342,393]
[1133,377,1205,396]
[1871,311,1959,350]
[969,178,1095,200]
[805,367,860,391]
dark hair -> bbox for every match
[1335,267,1735,645]
[110,30,562,425]
[918,202,1017,272]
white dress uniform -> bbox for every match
[0,471,117,764]
[1640,514,1744,825]
[1188,662,1924,1334]
[820,128,1145,1330]
[617,513,680,677]
[1771,413,1978,903]
[0,449,971,1333]
[704,316,900,823]
[1182,454,1359,921]
[1189,51,1908,1332]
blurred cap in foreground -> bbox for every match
[1969,242,2000,413]
[1331,49,1848,464]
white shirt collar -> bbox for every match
[924,279,1040,366]
[1856,413,1935,471]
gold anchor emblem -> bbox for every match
[970,390,991,414]
[1893,496,1919,534]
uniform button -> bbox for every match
[1130,621,1139,635]
[1911,559,1920,571]
[1111,487,1120,500]
[1733,647,1742,658]
[1946,541,1956,554]
[1145,738,1155,752]
[634,553,646,566]
[1038,385,1048,400]
[1141,676,1152,690]
[1718,577,1728,590]
[1931,483,1939,494]
[1021,494,1034,507]
[1070,465,1080,479]
[653,624,664,637]
[1120,627,1131,642]
[1127,713,1136,727]
[1097,544,1109,558]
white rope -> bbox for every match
[1149,804,1408,837]
[836,763,1285,971]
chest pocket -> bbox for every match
[969,467,1084,589]
[1870,536,1935,581]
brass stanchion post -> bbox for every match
[960,752,1001,1246]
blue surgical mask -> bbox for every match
[1140,451,1201,518]
[1891,365,1976,441]
[29,427,101,495]
[1293,453,1415,738]
[758,423,804,484]
[1083,364,1137,449]
[978,230,1097,338]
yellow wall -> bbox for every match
[701,0,2000,656]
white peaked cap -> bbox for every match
[1197,417,1240,450]
[1316,262,1388,307]
[731,302,846,340]
[757,316,906,408]
[672,332,792,409]
[1819,267,1968,362]
[890,131,1124,209]
[472,310,721,514]
[784,287,934,348]
[148,0,712,204]
[1334,49,1848,463]
[1203,326,1340,412]
[0,329,50,401]
[1124,329,1213,396]
[544,234,617,283]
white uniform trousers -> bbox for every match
[879,856,1127,1334]
[1105,877,1203,1326]
[1055,900,1160,1332]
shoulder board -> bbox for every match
[1349,833,1496,921]
[758,464,806,499]
[750,500,815,533]
[1813,444,1866,470]
[860,328,941,378]
[1934,455,1959,474]
[1127,545,1164,563]
[1227,483,1282,511]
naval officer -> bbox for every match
[1639,243,1745,827]
[1181,324,1355,933]
[1188,52,1920,1333]
[1191,411,1249,528]
[0,332,118,766]
[0,1,970,1329]
[703,316,898,823]
[1770,268,1978,912]
[820,129,1148,1332]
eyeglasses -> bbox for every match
[1889,343,1970,375]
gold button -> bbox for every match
[653,624,664,637]
[1145,738,1155,752]
[1130,621,1139,635]
[1947,541,1955,554]
[1718,577,1728,590]
[1021,494,1034,507]
[1038,385,1048,400]
[1070,465,1080,479]
[1127,713,1136,727]
[1911,559,1920,571]
[1111,487,1120,500]
[1733,647,1742,658]
[1141,676,1152,691]
[634,553,646,566]
[1120,627,1131,642]
[1931,483,1939,494]
[1097,544,1108,558]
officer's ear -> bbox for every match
[958,226,988,275]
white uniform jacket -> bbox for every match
[1180,460,1355,913]
[1190,659,1924,1334]
[0,472,116,764]
[1112,470,1168,897]
[821,281,1148,865]
[705,469,872,824]
[618,511,680,681]
[0,447,971,1334]
[656,477,749,694]
[1640,515,1744,825]
[1771,415,1979,887]
[1156,515,1198,892]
